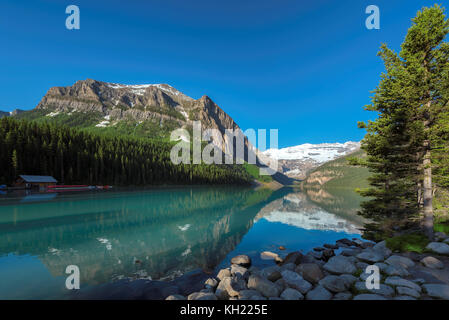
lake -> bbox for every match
[0,186,366,299]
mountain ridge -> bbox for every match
[33,79,242,134]
[302,149,370,190]
[263,141,360,179]
[10,79,293,186]
[0,109,25,118]
[8,79,358,186]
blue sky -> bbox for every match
[1,0,447,147]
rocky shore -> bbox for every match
[166,233,449,300]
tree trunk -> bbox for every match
[421,58,433,240]
[422,140,433,240]
[417,181,424,208]
[416,151,424,208]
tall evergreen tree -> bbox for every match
[358,5,449,239]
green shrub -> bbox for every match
[385,233,429,253]
[434,222,449,234]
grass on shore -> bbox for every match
[435,221,449,234]
[243,163,273,183]
[385,233,429,253]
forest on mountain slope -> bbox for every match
[14,107,181,141]
[0,117,253,186]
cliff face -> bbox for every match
[35,79,242,135]
[36,80,259,159]
[195,95,240,132]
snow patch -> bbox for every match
[284,168,301,176]
[46,111,60,117]
[176,106,189,120]
[181,245,192,257]
[96,120,110,127]
[178,224,191,231]
[106,82,193,100]
[48,247,61,255]
[97,238,112,250]
[263,141,360,163]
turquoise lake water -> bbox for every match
[0,186,365,299]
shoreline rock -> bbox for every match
[164,232,449,300]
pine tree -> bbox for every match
[357,5,449,239]
[0,117,252,187]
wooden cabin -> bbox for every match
[15,175,58,189]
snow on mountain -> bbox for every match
[106,83,194,101]
[262,141,360,179]
[263,141,360,162]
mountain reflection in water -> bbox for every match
[256,192,362,234]
[0,186,364,299]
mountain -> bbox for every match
[16,78,257,158]
[10,109,25,116]
[262,141,360,179]
[302,149,370,190]
[0,109,25,118]
[11,79,291,185]
[299,150,371,228]
[17,79,241,140]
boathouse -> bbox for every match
[15,175,58,189]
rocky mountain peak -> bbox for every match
[37,79,191,115]
[193,95,240,132]
[32,79,248,138]
[198,95,212,103]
